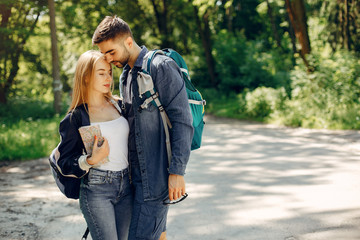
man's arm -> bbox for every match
[152,56,194,199]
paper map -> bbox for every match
[78,125,109,165]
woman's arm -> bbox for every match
[56,113,88,178]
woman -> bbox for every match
[56,50,133,240]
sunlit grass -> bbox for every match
[0,116,62,161]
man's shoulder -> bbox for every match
[150,54,179,74]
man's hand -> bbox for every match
[168,174,185,201]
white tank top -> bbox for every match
[91,116,129,171]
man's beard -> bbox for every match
[112,59,127,68]
[113,48,130,68]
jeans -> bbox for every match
[128,163,169,240]
[80,168,133,240]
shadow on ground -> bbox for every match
[167,116,360,240]
[0,115,359,240]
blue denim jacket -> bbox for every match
[120,47,194,201]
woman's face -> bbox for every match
[89,58,113,94]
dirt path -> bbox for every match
[0,158,87,240]
[1,116,360,240]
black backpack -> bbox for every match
[48,109,90,239]
[49,109,84,199]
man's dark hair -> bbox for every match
[92,16,133,44]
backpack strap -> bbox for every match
[138,50,173,164]
[188,99,206,105]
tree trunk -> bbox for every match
[225,2,233,32]
[0,4,40,104]
[344,0,351,50]
[193,5,217,88]
[48,0,62,114]
[284,3,297,66]
[0,3,12,104]
[285,0,312,71]
[150,0,171,48]
[266,0,282,49]
[0,87,6,104]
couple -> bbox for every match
[56,16,194,240]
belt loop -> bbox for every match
[106,170,111,182]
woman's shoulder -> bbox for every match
[61,104,87,126]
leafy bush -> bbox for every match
[0,98,67,161]
[277,50,360,129]
[201,88,247,119]
[0,97,68,124]
[245,87,287,121]
[212,30,290,94]
[0,116,61,161]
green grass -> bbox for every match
[0,116,62,161]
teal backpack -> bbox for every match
[137,49,206,162]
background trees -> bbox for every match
[0,0,359,160]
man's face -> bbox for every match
[97,38,130,68]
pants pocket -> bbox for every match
[86,171,106,185]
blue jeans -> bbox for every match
[128,163,169,240]
[80,168,133,240]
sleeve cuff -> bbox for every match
[78,155,91,172]
[168,163,187,176]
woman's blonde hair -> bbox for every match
[68,50,114,113]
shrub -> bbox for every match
[213,30,278,93]
[245,87,288,121]
[274,50,360,129]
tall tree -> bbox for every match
[324,0,359,52]
[48,0,61,113]
[149,0,172,48]
[192,2,218,88]
[266,0,282,49]
[0,0,46,103]
[285,0,312,71]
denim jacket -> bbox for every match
[120,46,194,201]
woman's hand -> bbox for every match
[87,135,109,165]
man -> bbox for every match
[92,16,194,240]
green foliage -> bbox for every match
[0,98,66,161]
[212,30,287,93]
[2,0,360,162]
[0,98,61,123]
[276,50,360,129]
[208,49,360,129]
[245,87,287,121]
[0,0,48,102]
[201,88,247,119]
[0,116,61,161]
